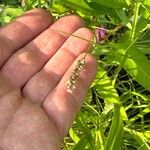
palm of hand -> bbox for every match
[0,9,96,149]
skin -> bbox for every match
[0,9,97,150]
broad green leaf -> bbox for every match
[55,0,96,15]
[84,2,122,21]
[56,0,123,22]
[93,68,121,104]
[119,18,148,46]
[108,47,150,90]
[87,0,130,8]
[124,48,150,90]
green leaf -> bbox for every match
[84,1,121,19]
[73,137,88,150]
[124,48,150,90]
[55,0,96,15]
[87,0,130,8]
[56,0,123,22]
[69,128,79,144]
[143,0,150,8]
[1,0,20,5]
[105,105,123,150]
[115,9,132,29]
[140,4,150,20]
[51,1,71,14]
[108,47,150,90]
[93,68,121,104]
[4,7,24,18]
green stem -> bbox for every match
[131,0,140,41]
[38,0,41,8]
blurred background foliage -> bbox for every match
[0,0,150,149]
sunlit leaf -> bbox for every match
[87,0,130,8]
[93,68,121,104]
[108,47,150,90]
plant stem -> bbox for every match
[38,0,41,8]
[131,0,140,41]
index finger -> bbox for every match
[0,8,53,67]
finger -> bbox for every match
[42,54,97,138]
[0,8,52,67]
[23,28,93,103]
[1,15,85,88]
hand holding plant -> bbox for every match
[0,9,97,149]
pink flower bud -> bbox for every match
[95,27,106,44]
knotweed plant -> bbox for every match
[59,27,108,93]
[61,25,122,93]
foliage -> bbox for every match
[0,0,150,149]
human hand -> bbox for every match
[0,9,97,149]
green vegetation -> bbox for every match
[0,0,150,149]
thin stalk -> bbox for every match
[128,107,150,126]
[131,0,140,41]
[55,29,96,45]
[131,91,149,102]
[84,101,102,118]
[38,0,41,8]
[55,29,96,60]
[91,24,123,34]
[91,26,110,32]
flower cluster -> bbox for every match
[66,58,85,93]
